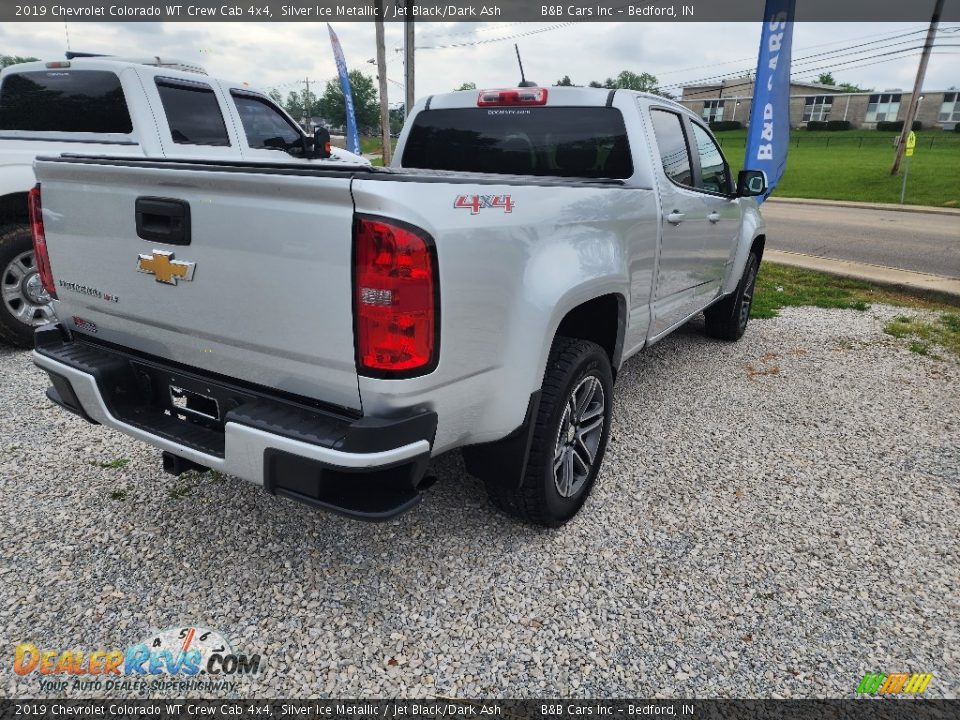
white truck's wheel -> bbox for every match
[487,335,614,527]
[0,225,55,348]
[704,251,760,341]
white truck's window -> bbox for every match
[0,70,132,133]
[649,110,693,187]
[402,107,632,179]
[155,78,230,146]
[690,123,732,194]
[232,92,302,153]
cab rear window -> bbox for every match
[0,70,133,134]
[401,107,632,179]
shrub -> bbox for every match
[709,120,743,131]
[806,121,828,131]
[876,120,923,132]
[826,120,852,131]
[954,123,960,133]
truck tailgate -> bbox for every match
[34,157,361,412]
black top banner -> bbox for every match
[4,0,960,23]
[2,700,960,720]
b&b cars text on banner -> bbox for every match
[744,0,797,202]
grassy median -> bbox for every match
[716,129,960,208]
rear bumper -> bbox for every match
[33,325,437,521]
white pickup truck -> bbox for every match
[31,85,768,527]
[0,55,365,346]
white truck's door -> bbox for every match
[647,107,710,335]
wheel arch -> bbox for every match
[0,191,29,228]
[553,292,628,380]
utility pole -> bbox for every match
[374,0,392,165]
[301,77,312,131]
[404,3,415,117]
[891,0,944,175]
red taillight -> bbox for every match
[477,88,548,107]
[28,185,57,299]
[354,216,438,375]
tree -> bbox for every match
[389,105,405,135]
[837,82,872,93]
[318,70,379,133]
[555,75,576,87]
[454,82,476,91]
[815,71,870,93]
[279,89,320,124]
[585,70,671,97]
[0,54,39,68]
[611,70,660,92]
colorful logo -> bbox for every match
[856,672,933,696]
[14,626,261,678]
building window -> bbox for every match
[802,95,833,122]
[938,92,960,123]
[701,100,725,123]
[865,93,901,123]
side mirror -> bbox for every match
[311,127,332,159]
[737,169,768,197]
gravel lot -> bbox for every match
[1,305,957,699]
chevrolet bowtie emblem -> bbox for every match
[137,250,196,285]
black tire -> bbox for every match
[704,250,760,341]
[486,335,614,527]
[0,224,55,348]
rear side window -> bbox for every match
[401,107,632,179]
[0,70,132,134]
[156,79,230,146]
[232,92,302,152]
[649,110,693,186]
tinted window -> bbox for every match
[402,107,632,179]
[156,79,229,146]
[0,70,132,133]
[690,123,731,194]
[232,93,302,152]
[649,110,692,186]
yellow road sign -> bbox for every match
[906,131,916,157]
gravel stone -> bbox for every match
[0,305,957,699]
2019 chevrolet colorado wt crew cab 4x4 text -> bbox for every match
[30,85,768,526]
[0,54,365,346]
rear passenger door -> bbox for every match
[686,121,742,301]
[147,75,240,159]
[647,108,710,336]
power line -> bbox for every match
[414,22,576,50]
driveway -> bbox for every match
[1,306,957,699]
[763,202,960,278]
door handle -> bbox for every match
[707,211,721,223]
[665,210,685,225]
[135,197,191,246]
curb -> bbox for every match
[765,196,960,217]
[765,250,960,307]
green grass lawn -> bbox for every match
[715,128,960,208]
[753,263,960,360]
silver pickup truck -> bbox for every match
[31,85,767,527]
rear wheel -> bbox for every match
[486,335,613,527]
[704,250,760,341]
[0,224,55,348]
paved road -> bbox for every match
[762,202,960,279]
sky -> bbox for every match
[2,21,958,104]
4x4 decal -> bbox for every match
[454,194,515,215]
